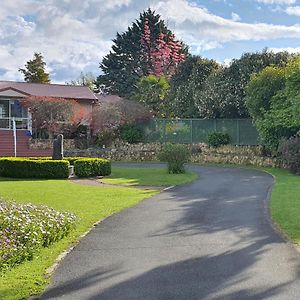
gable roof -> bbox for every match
[0,81,98,101]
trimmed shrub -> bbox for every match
[120,124,144,144]
[158,143,191,174]
[207,132,231,148]
[74,158,111,177]
[64,157,84,165]
[0,158,69,179]
[0,200,76,272]
[278,137,300,174]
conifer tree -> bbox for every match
[97,9,186,97]
[19,52,50,83]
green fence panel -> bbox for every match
[142,118,260,145]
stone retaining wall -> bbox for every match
[64,141,280,168]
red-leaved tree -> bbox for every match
[141,18,185,77]
[22,96,89,139]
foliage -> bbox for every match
[141,18,185,77]
[120,124,144,144]
[63,157,85,165]
[246,54,300,149]
[97,9,187,97]
[158,143,191,174]
[278,137,300,174]
[168,56,220,118]
[101,166,198,187]
[207,132,231,148]
[66,72,97,92]
[0,201,76,272]
[74,158,111,177]
[19,52,50,83]
[246,66,286,120]
[133,75,170,116]
[91,98,152,146]
[196,50,291,119]
[0,158,69,179]
[22,96,87,139]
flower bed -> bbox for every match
[0,201,76,272]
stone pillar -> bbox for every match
[52,134,64,160]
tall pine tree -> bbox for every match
[97,9,186,97]
[19,52,51,83]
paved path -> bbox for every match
[42,165,300,300]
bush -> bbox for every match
[207,132,231,148]
[120,124,144,144]
[74,158,111,177]
[0,158,69,179]
[64,157,84,165]
[158,143,191,174]
[0,200,76,272]
[278,137,300,174]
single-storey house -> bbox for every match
[0,81,98,157]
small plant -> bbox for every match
[0,201,76,272]
[278,136,300,175]
[120,124,144,144]
[158,143,191,174]
[207,132,231,148]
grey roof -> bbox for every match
[0,81,98,101]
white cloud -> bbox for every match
[1,0,300,82]
[256,0,296,4]
[154,0,300,43]
[285,6,300,15]
[231,12,241,22]
[271,46,300,53]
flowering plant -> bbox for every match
[0,201,76,272]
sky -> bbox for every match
[1,0,300,83]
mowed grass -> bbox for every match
[266,168,300,243]
[101,166,198,187]
[0,179,157,300]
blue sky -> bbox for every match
[1,0,300,83]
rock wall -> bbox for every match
[64,141,280,168]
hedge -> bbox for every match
[74,158,111,177]
[0,158,69,179]
[27,157,83,165]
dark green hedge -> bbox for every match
[0,158,69,179]
[64,157,84,165]
[74,158,111,178]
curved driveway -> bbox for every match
[42,165,300,300]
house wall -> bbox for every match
[77,100,94,125]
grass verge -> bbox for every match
[101,166,198,187]
[0,179,156,300]
[264,168,300,244]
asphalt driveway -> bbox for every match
[42,165,300,300]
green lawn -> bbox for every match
[101,166,198,187]
[0,179,156,300]
[265,168,300,243]
[0,167,197,300]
